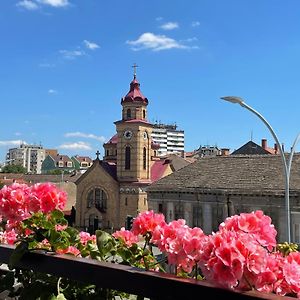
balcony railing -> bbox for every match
[0,244,295,300]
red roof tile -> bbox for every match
[121,77,148,105]
[106,134,118,144]
[151,160,169,182]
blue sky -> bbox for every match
[1,0,300,161]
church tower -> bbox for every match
[115,64,153,183]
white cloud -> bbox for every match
[160,22,179,30]
[127,32,189,51]
[59,49,85,60]
[191,21,200,27]
[59,142,92,151]
[83,40,100,50]
[64,132,106,142]
[48,89,57,94]
[37,0,69,7]
[16,0,39,10]
[0,140,25,147]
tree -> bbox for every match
[1,164,26,174]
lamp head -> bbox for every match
[220,96,244,105]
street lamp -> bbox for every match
[221,96,300,243]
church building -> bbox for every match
[75,68,189,232]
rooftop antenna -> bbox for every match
[250,130,253,141]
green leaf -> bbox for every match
[51,210,64,220]
[9,241,28,269]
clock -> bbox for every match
[143,131,148,140]
[124,130,133,140]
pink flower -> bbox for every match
[55,224,68,231]
[113,227,139,247]
[0,229,18,245]
[79,231,96,246]
[220,210,277,251]
[56,246,81,257]
[32,183,67,213]
[131,210,166,236]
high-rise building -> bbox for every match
[6,144,46,174]
[151,123,184,156]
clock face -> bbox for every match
[124,130,133,140]
[143,131,148,140]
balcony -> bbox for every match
[0,244,294,300]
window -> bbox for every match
[143,109,146,119]
[174,202,184,220]
[158,203,163,213]
[125,197,128,206]
[125,146,131,170]
[126,108,131,119]
[87,188,107,212]
[143,147,147,170]
[106,150,109,156]
[193,204,202,227]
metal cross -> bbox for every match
[132,63,139,79]
[95,150,100,159]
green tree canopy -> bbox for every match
[1,164,26,174]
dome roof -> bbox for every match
[121,76,148,105]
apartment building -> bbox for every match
[6,144,46,174]
[151,123,184,156]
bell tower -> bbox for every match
[115,65,153,183]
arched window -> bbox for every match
[125,146,131,170]
[143,147,147,170]
[143,109,146,119]
[126,108,131,119]
[87,188,107,212]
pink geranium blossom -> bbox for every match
[56,246,81,257]
[113,227,139,247]
[0,183,67,223]
[79,231,96,246]
[131,210,166,236]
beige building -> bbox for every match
[75,72,190,232]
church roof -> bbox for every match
[121,76,148,105]
[147,154,300,194]
[105,134,118,144]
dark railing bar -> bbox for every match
[0,245,294,300]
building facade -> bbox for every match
[151,123,184,156]
[147,154,300,244]
[6,144,46,174]
[75,71,189,233]
[41,154,74,174]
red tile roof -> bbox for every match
[106,134,118,144]
[121,77,148,105]
[151,160,169,182]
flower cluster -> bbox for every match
[116,210,300,298]
[0,182,300,299]
[0,182,67,222]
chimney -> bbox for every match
[274,143,278,154]
[220,148,230,156]
[261,138,267,150]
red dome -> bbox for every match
[121,77,148,105]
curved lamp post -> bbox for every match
[221,96,300,243]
